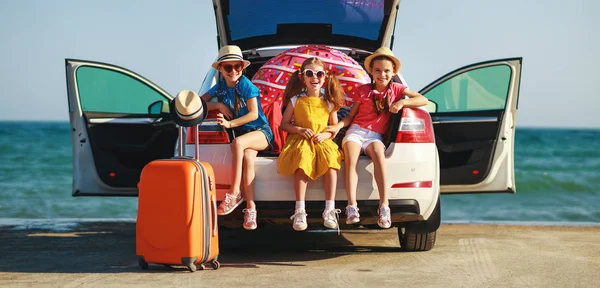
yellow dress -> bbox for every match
[277,95,342,180]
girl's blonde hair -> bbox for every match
[283,57,345,111]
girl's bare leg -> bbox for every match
[323,168,336,201]
[218,131,269,216]
[342,142,362,206]
[365,141,391,228]
[294,169,308,202]
[242,149,259,209]
[322,168,340,230]
[230,131,269,229]
[291,169,309,231]
[365,141,388,206]
[230,130,269,198]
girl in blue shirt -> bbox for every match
[201,45,274,230]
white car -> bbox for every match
[65,0,522,251]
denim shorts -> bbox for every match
[234,123,274,151]
[342,124,384,152]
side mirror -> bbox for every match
[148,100,170,115]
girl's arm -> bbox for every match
[329,110,339,125]
[219,97,260,128]
[324,102,360,135]
[201,93,232,119]
[389,88,429,114]
[280,101,314,139]
[312,110,338,143]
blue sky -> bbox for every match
[1,0,598,128]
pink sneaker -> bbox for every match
[242,208,257,230]
[217,193,243,216]
[345,205,360,224]
[377,205,391,229]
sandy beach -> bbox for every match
[0,221,598,287]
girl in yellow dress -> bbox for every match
[278,57,346,231]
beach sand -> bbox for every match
[0,221,598,287]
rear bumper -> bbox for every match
[218,199,424,228]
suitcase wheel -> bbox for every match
[210,260,221,270]
[187,263,198,272]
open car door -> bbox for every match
[65,59,178,196]
[420,58,522,194]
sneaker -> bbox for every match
[217,192,243,216]
[290,209,308,231]
[345,205,360,225]
[323,208,341,229]
[377,205,391,229]
[242,208,257,230]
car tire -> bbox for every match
[398,228,437,251]
[398,197,440,251]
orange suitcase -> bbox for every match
[136,126,219,272]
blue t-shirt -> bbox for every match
[207,75,269,131]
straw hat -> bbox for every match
[211,45,251,70]
[169,90,208,127]
[363,47,402,75]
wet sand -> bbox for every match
[0,221,599,287]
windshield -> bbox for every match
[228,0,384,41]
[218,0,395,51]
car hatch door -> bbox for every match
[212,0,401,51]
[65,59,177,196]
[420,58,522,194]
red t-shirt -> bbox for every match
[350,83,407,135]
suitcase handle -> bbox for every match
[180,125,217,236]
[210,194,218,237]
[178,125,201,159]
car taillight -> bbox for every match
[186,128,230,144]
[395,108,434,143]
[186,111,231,144]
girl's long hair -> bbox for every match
[283,57,346,111]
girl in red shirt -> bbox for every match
[326,47,428,228]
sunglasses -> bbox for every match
[222,63,244,73]
[302,69,326,79]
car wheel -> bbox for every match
[398,197,440,251]
[398,228,436,251]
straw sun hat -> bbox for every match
[363,47,402,75]
[169,90,208,127]
[211,45,251,70]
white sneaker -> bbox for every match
[377,205,391,229]
[345,205,360,225]
[323,208,341,229]
[290,209,308,231]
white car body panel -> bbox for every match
[186,130,438,220]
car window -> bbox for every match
[75,66,168,113]
[228,0,384,41]
[423,64,512,112]
[199,67,218,98]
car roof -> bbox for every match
[212,0,401,52]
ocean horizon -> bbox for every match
[1,121,599,226]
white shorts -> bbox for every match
[342,124,384,152]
